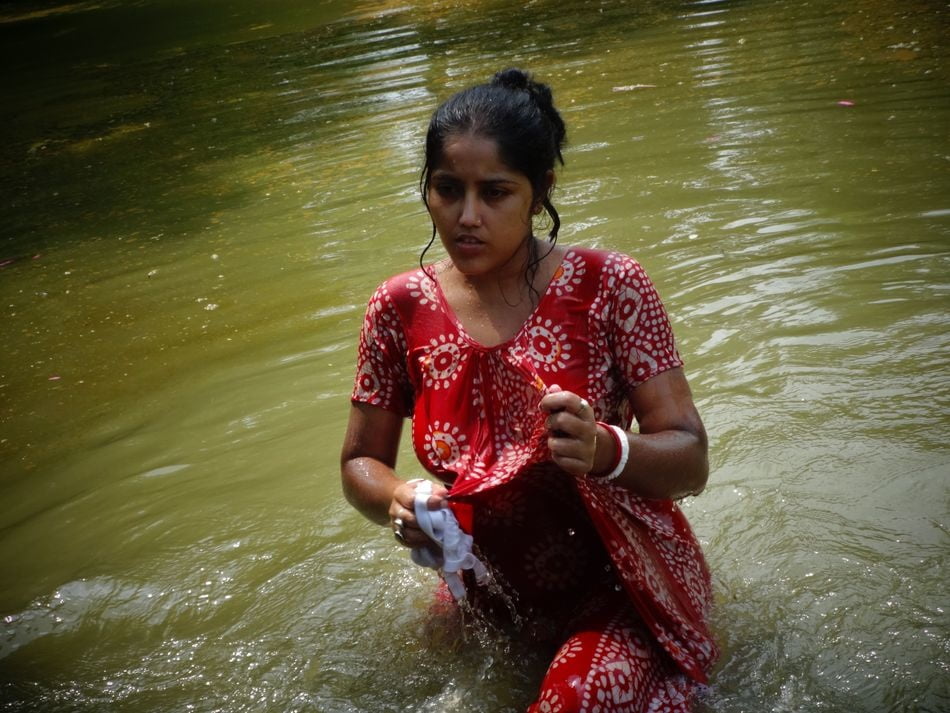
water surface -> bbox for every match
[1,0,948,711]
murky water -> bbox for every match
[1,0,947,711]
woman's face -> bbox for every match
[426,133,538,283]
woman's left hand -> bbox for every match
[539,385,600,477]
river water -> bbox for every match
[1,0,947,711]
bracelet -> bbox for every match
[591,422,629,482]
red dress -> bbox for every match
[351,247,717,711]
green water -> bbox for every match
[1,0,947,711]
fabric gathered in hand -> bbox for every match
[410,480,489,600]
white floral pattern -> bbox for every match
[420,333,466,390]
[351,247,715,705]
[423,420,469,470]
[525,317,572,369]
[550,637,586,670]
[527,608,695,713]
[550,253,586,296]
[406,270,439,311]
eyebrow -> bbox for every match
[430,170,519,186]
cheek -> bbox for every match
[427,196,454,220]
[426,203,446,226]
[509,203,535,229]
[431,209,454,232]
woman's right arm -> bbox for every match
[341,402,446,544]
[340,401,405,525]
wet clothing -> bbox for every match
[352,247,717,710]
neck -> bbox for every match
[459,234,539,302]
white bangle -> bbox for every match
[599,425,629,482]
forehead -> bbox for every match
[433,133,524,181]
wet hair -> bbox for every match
[419,68,567,298]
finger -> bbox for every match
[393,486,419,509]
[539,390,572,414]
[425,493,447,511]
[547,434,594,462]
[545,410,581,434]
[391,479,433,522]
[546,412,598,441]
[392,515,408,546]
[393,513,427,546]
[549,452,591,477]
[540,390,592,419]
[389,502,417,530]
[575,397,592,418]
[399,522,437,549]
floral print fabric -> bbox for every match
[528,589,695,713]
[352,248,717,708]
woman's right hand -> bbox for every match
[340,402,451,545]
[388,479,449,548]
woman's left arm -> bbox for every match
[541,367,708,500]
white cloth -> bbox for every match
[410,480,489,600]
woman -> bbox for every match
[341,68,717,712]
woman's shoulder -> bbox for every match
[369,266,438,300]
[365,266,443,322]
[562,246,649,284]
[564,244,640,264]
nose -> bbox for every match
[459,191,481,227]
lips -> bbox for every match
[453,234,486,257]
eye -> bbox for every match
[433,181,460,199]
[482,186,509,200]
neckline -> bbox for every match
[431,248,573,351]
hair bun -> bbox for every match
[492,68,553,108]
[493,68,559,122]
[491,67,532,91]
[491,67,565,161]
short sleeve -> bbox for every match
[605,253,683,389]
[351,282,413,416]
